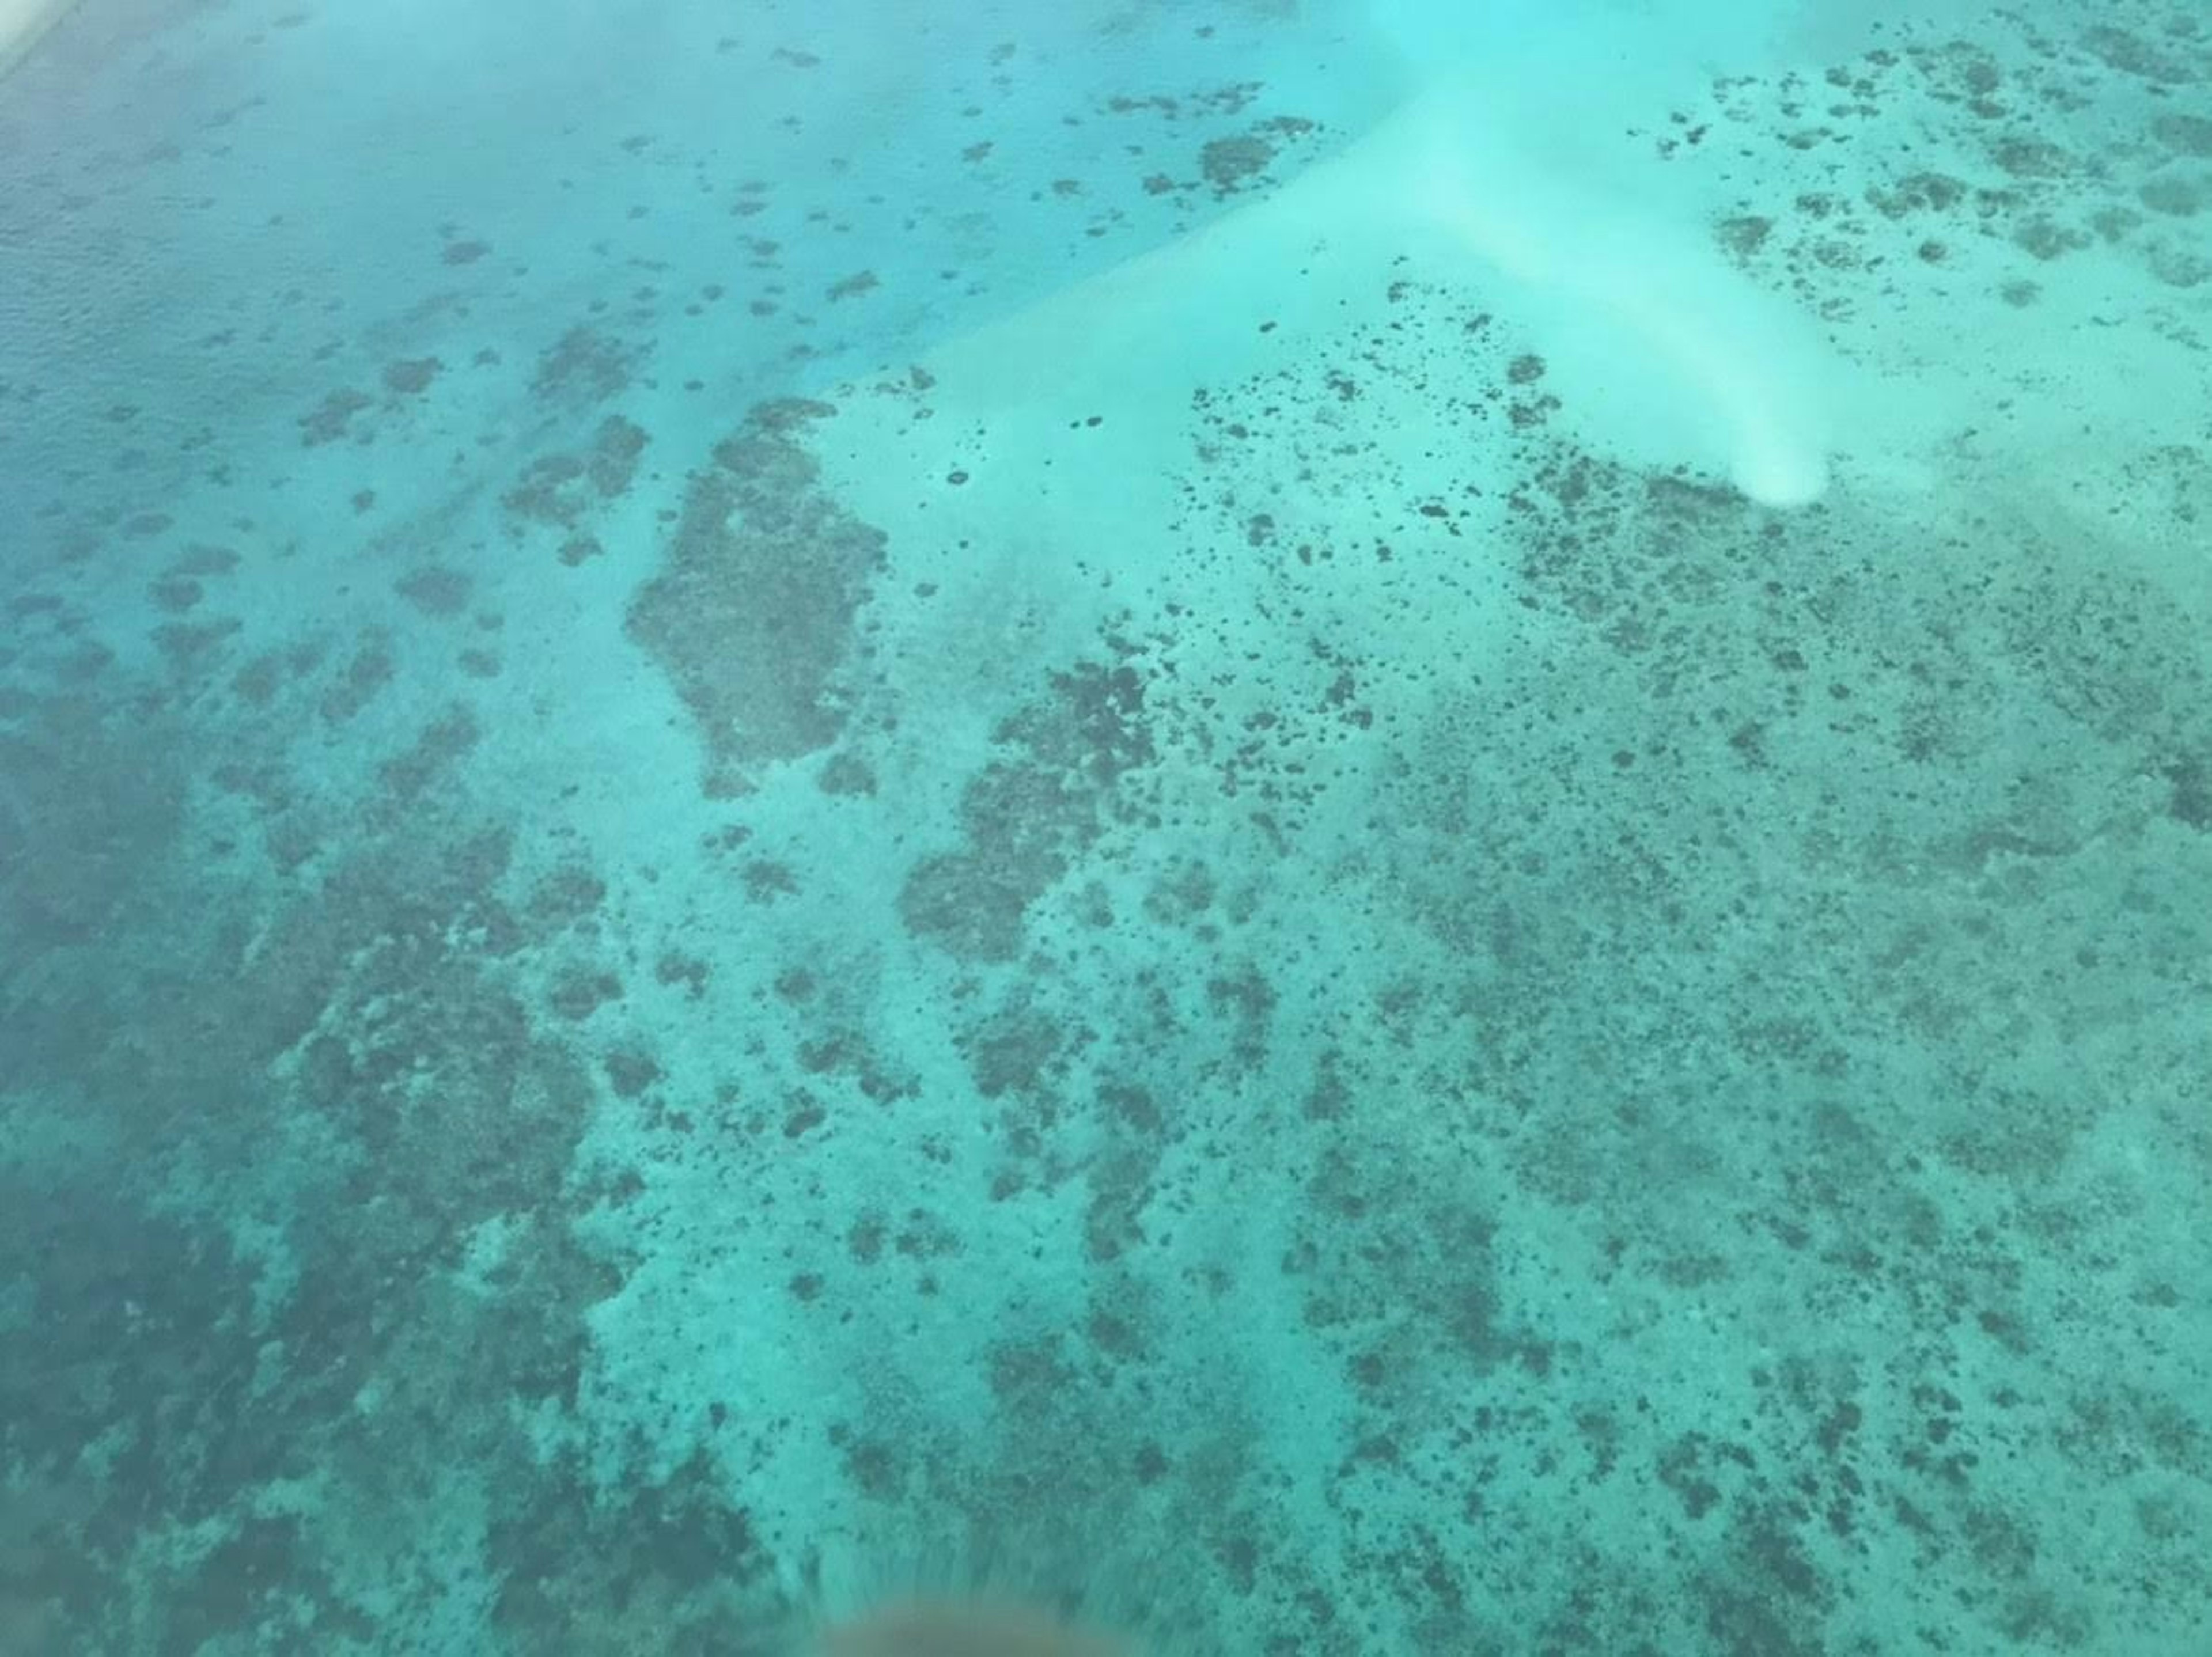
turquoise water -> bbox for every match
[2,2,2208,1652]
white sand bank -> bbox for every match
[1,0,78,78]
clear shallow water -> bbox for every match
[2,2,2208,1653]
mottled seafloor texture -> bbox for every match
[2,1,2208,1654]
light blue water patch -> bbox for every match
[0,1,1410,500]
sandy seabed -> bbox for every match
[0,0,77,77]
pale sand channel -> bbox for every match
[1,0,80,79]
